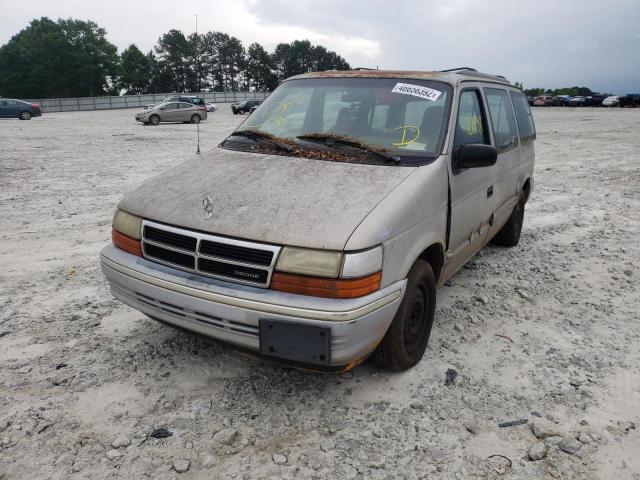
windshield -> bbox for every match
[224,77,452,164]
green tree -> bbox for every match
[118,44,150,94]
[222,36,245,91]
[0,17,118,98]
[272,40,350,82]
[186,33,208,92]
[523,87,545,97]
[201,31,228,91]
[58,18,119,96]
[154,29,192,92]
[245,42,277,91]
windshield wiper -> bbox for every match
[297,133,401,163]
[228,130,293,152]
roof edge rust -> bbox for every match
[286,69,513,87]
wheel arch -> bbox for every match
[417,243,444,285]
[522,177,532,202]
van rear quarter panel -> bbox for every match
[345,156,449,288]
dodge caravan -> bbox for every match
[101,68,535,371]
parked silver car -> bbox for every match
[143,95,204,110]
[602,96,620,107]
[135,101,207,125]
[103,68,535,371]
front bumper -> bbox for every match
[100,245,405,367]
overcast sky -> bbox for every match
[1,0,639,93]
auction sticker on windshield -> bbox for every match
[391,83,442,101]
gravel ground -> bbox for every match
[1,106,639,479]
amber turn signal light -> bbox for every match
[270,271,381,299]
[112,228,142,257]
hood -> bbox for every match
[119,148,416,250]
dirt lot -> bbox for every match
[1,106,639,480]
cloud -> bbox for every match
[1,0,638,93]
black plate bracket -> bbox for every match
[259,319,331,365]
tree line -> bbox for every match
[0,17,350,98]
[514,82,603,98]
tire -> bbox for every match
[492,192,526,247]
[190,114,201,124]
[149,114,160,126]
[372,259,436,371]
[19,111,31,120]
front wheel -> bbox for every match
[372,259,436,371]
[149,114,160,126]
[190,114,201,124]
[19,111,32,120]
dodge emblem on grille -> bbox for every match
[202,194,214,219]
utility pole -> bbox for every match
[195,13,201,154]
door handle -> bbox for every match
[487,186,494,198]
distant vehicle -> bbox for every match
[527,96,534,106]
[231,99,261,114]
[0,98,42,120]
[602,96,620,107]
[249,105,259,114]
[585,94,607,107]
[143,95,204,110]
[206,103,217,112]
[135,101,207,125]
[552,95,572,107]
[533,96,553,106]
[618,94,640,108]
[569,96,586,107]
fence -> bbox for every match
[25,91,270,113]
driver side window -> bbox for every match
[453,90,489,150]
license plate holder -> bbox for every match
[259,319,331,365]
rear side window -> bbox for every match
[510,91,536,142]
[453,90,489,150]
[484,88,518,152]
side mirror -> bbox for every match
[454,144,497,170]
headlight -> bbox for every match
[341,246,383,278]
[112,209,142,239]
[276,247,343,278]
[272,246,383,298]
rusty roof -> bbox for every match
[287,69,512,87]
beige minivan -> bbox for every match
[103,67,535,371]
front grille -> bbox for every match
[144,243,195,269]
[199,240,273,266]
[140,220,280,287]
[144,226,197,251]
[199,258,269,284]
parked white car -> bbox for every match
[602,96,620,107]
[206,103,217,112]
[102,68,535,371]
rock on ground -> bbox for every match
[173,459,190,473]
[528,441,547,461]
[213,428,237,445]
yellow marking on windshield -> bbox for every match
[391,125,421,146]
[246,96,308,129]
